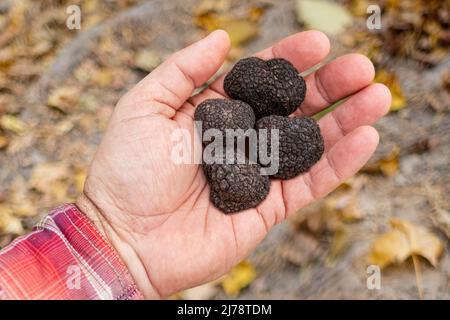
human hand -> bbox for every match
[76,30,391,299]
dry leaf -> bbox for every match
[292,176,366,233]
[220,260,256,297]
[0,205,24,235]
[30,162,69,192]
[91,68,114,87]
[325,193,364,222]
[8,176,36,217]
[6,132,35,154]
[349,0,371,17]
[363,0,449,66]
[295,0,353,35]
[0,114,29,135]
[196,14,259,47]
[369,218,444,268]
[390,218,444,267]
[326,227,350,266]
[375,69,406,112]
[195,0,231,14]
[134,50,161,72]
[248,5,267,22]
[369,229,411,268]
[194,2,263,48]
[30,162,70,203]
[442,69,450,92]
[54,119,75,136]
[47,87,80,113]
[181,282,218,300]
[364,145,400,177]
[379,159,399,177]
[13,203,35,218]
[74,61,96,83]
[225,19,259,47]
[74,170,87,193]
[0,135,8,149]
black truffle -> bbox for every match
[202,152,270,214]
[256,115,324,180]
[223,57,306,119]
[194,99,255,143]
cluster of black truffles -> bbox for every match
[194,57,324,214]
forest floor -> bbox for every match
[0,0,448,299]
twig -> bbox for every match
[412,254,424,299]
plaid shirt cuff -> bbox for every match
[0,204,143,300]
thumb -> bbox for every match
[119,30,231,118]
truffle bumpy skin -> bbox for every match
[202,153,270,214]
[194,98,255,143]
[223,57,306,119]
[256,115,324,180]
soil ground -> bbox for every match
[0,0,448,299]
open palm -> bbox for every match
[78,30,391,299]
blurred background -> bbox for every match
[0,0,448,299]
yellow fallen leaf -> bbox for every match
[181,282,218,300]
[364,145,400,177]
[50,180,70,203]
[8,0,26,30]
[55,119,75,135]
[91,68,113,87]
[379,158,399,177]
[292,176,366,234]
[325,193,364,222]
[134,50,161,72]
[224,19,259,48]
[349,0,371,17]
[369,229,410,268]
[375,69,406,111]
[326,227,350,266]
[6,176,36,218]
[194,0,231,15]
[0,204,24,235]
[220,260,256,297]
[30,162,70,202]
[248,5,267,22]
[74,170,87,193]
[333,176,366,222]
[0,115,29,135]
[0,135,8,149]
[369,218,444,268]
[13,203,35,218]
[194,2,263,48]
[196,13,259,47]
[74,61,96,83]
[47,87,80,113]
[295,0,353,35]
[390,218,444,267]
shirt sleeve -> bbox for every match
[0,204,143,300]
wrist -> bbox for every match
[76,192,161,299]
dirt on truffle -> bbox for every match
[224,57,306,120]
[256,115,324,180]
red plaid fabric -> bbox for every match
[0,204,143,300]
